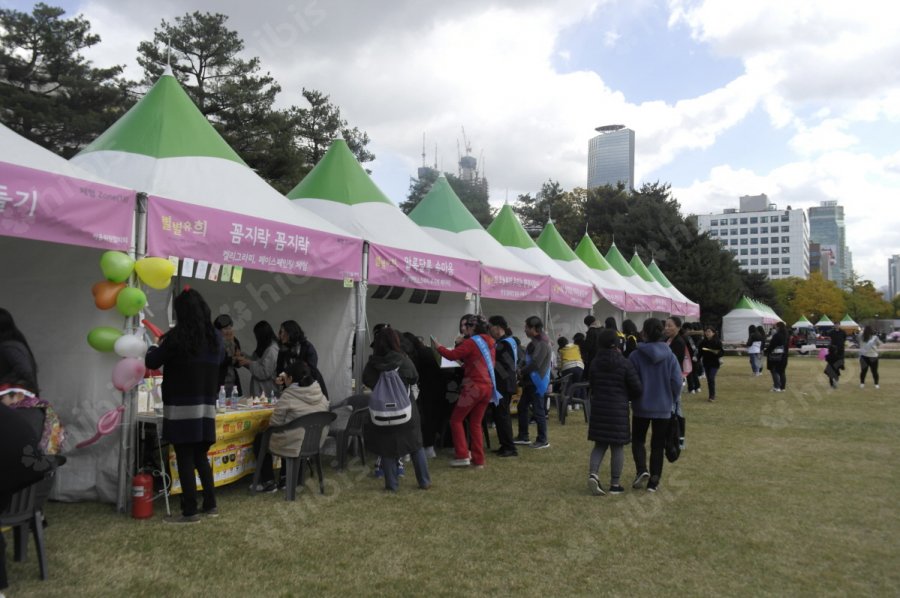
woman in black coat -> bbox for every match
[276,320,327,398]
[587,329,642,496]
[145,289,223,523]
[363,328,430,492]
[765,321,789,392]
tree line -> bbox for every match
[3,4,894,326]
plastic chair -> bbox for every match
[559,381,590,425]
[546,373,573,416]
[329,395,370,470]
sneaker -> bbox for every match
[632,471,650,489]
[860,384,865,389]
[609,485,625,494]
[647,481,659,492]
[496,449,518,457]
[708,396,716,402]
[373,466,384,478]
[530,440,550,449]
[397,462,406,477]
[163,514,201,525]
[449,458,471,467]
[513,437,531,445]
[875,385,880,389]
[588,474,605,496]
[201,507,219,518]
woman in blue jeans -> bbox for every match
[698,326,724,402]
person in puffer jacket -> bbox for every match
[628,318,682,493]
[587,328,642,496]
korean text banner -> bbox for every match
[595,286,627,311]
[549,278,594,309]
[0,162,133,250]
[480,265,550,302]
[147,195,363,281]
[367,243,480,293]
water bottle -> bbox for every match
[217,386,226,412]
[230,386,239,408]
[268,389,276,405]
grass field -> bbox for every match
[5,356,900,597]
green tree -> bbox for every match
[770,277,803,325]
[292,88,374,172]
[843,278,893,320]
[512,180,584,239]
[740,271,778,311]
[893,294,900,318]
[792,272,845,322]
[0,3,134,156]
[400,168,492,229]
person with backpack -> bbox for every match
[587,328,642,496]
[628,318,682,492]
[488,315,521,458]
[434,314,497,468]
[363,328,430,491]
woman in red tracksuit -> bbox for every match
[434,314,496,468]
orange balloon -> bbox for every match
[92,280,126,310]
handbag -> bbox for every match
[665,411,682,463]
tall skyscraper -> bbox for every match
[889,255,900,300]
[808,201,850,288]
[587,125,634,190]
[695,194,810,280]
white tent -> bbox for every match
[0,123,138,503]
[721,296,783,343]
[605,243,671,315]
[287,141,481,360]
[646,259,700,319]
[407,175,552,333]
[573,234,654,323]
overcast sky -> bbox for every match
[7,0,900,288]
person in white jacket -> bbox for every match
[858,326,883,389]
[237,321,280,397]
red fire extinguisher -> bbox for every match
[132,472,154,519]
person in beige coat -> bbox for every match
[252,360,329,491]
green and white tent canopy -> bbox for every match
[487,205,593,308]
[816,315,835,327]
[722,296,783,343]
[605,243,669,313]
[792,315,814,329]
[287,140,480,294]
[573,234,655,314]
[408,174,550,302]
[647,259,700,318]
[838,314,860,331]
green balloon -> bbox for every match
[87,327,123,352]
[116,287,147,317]
[100,251,135,283]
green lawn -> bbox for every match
[6,356,900,597]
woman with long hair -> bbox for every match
[213,314,242,397]
[364,328,430,491]
[628,318,682,492]
[765,321,790,392]
[237,320,279,397]
[0,307,39,392]
[697,326,725,402]
[145,289,223,523]
[621,319,639,358]
[858,326,882,389]
[276,320,327,398]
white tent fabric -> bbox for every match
[721,297,783,343]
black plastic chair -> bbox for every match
[329,394,370,471]
[559,381,590,425]
[546,373,573,415]
[0,407,66,582]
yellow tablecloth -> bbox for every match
[168,407,274,495]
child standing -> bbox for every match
[587,329,643,495]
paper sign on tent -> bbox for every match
[195,260,209,279]
[221,264,232,282]
[232,266,243,283]
[181,257,195,277]
[208,263,220,282]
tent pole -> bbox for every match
[353,243,369,391]
[117,192,147,513]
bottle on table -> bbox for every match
[217,386,226,412]
[230,386,239,408]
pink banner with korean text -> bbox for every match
[0,162,133,250]
[367,243,479,293]
[648,294,674,314]
[480,266,550,302]
[594,286,627,311]
[622,292,655,313]
[147,195,363,281]
[549,278,594,309]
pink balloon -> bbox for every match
[75,406,125,449]
[112,357,146,392]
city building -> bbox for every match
[587,125,634,190]
[808,200,851,288]
[889,255,900,300]
[695,194,810,280]
[809,242,835,280]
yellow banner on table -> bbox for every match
[169,407,274,495]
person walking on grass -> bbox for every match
[765,322,789,392]
[434,315,497,468]
[514,316,552,450]
[697,326,725,402]
[145,289,223,523]
[587,329,642,496]
[858,326,882,389]
[824,327,847,390]
[628,318,682,493]
[664,316,687,448]
[746,324,763,376]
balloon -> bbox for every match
[112,357,146,392]
[134,257,176,289]
[114,334,148,358]
[87,327,122,352]
[116,287,147,317]
[91,280,126,310]
[75,406,125,449]
[142,319,165,340]
[100,251,134,283]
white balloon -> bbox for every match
[114,334,148,358]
